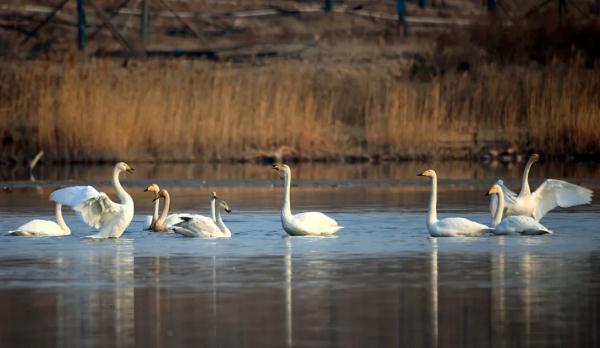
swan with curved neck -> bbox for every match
[168,191,232,238]
[145,187,218,231]
[143,184,161,230]
[8,202,71,237]
[153,189,172,232]
[487,184,551,235]
[492,153,593,220]
[272,163,342,236]
[50,162,135,239]
[418,169,489,237]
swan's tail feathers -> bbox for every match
[520,229,552,236]
[7,230,32,236]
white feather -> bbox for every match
[8,220,69,237]
[531,179,593,221]
[48,163,134,238]
[493,216,551,236]
[172,215,222,238]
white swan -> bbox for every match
[50,162,135,239]
[487,184,551,236]
[490,153,593,221]
[169,192,232,238]
[272,163,342,236]
[143,184,161,230]
[145,187,217,232]
[418,169,489,237]
[8,202,70,237]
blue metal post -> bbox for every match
[77,0,86,50]
[596,0,599,15]
[418,0,428,8]
[396,0,408,35]
[487,0,496,11]
[324,0,332,12]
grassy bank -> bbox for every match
[0,58,599,164]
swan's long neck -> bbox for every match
[55,203,70,233]
[155,192,170,231]
[211,198,216,222]
[520,159,535,196]
[113,168,133,205]
[216,208,231,237]
[152,193,159,225]
[427,174,438,226]
[492,191,505,227]
[281,172,293,221]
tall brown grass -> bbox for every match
[0,58,599,163]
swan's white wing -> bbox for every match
[172,216,219,237]
[432,217,489,237]
[165,213,209,228]
[50,186,100,206]
[8,220,67,237]
[494,216,551,235]
[532,179,593,220]
[50,186,122,229]
[290,212,342,235]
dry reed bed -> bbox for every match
[0,59,599,163]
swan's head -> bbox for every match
[486,184,501,196]
[528,153,540,163]
[144,184,160,193]
[417,169,436,178]
[272,163,291,176]
[116,162,135,173]
[211,191,217,200]
[219,200,232,213]
[153,189,169,202]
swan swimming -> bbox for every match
[50,162,135,239]
[418,169,489,237]
[490,153,593,221]
[143,184,161,230]
[487,184,552,236]
[162,190,232,238]
[272,163,342,236]
[145,186,217,232]
[8,200,70,237]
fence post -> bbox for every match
[77,0,86,50]
[141,0,149,41]
[323,0,332,12]
[418,0,428,8]
[396,0,408,35]
[596,0,599,15]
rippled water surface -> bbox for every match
[0,162,598,347]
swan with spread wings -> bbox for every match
[490,154,592,221]
[50,162,135,239]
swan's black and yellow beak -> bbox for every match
[272,164,280,171]
[225,208,232,213]
[417,172,425,177]
[486,187,499,196]
[125,163,135,173]
[143,188,149,192]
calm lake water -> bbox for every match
[0,161,598,347]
